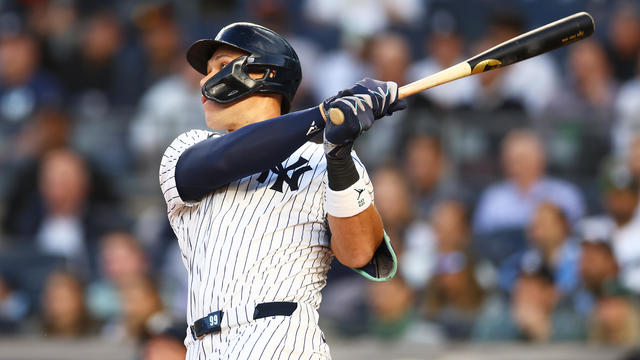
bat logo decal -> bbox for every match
[471,59,503,74]
[561,30,585,44]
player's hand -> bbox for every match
[322,95,375,149]
[340,78,407,119]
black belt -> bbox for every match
[190,302,298,340]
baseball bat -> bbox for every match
[328,11,595,125]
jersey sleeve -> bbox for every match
[159,129,221,216]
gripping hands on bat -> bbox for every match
[319,79,406,196]
[320,79,407,157]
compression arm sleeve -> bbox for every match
[175,107,325,202]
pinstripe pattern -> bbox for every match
[160,129,373,359]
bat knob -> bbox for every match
[328,108,344,125]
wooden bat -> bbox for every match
[328,11,595,125]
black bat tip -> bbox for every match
[576,11,595,35]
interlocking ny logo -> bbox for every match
[257,157,312,192]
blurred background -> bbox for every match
[0,0,639,359]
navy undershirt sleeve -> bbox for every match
[175,107,325,202]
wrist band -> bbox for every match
[325,148,359,190]
[325,176,372,217]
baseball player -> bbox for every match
[159,22,406,359]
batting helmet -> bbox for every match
[187,22,302,113]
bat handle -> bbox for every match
[328,107,345,125]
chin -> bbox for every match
[205,110,236,131]
[203,103,225,130]
[202,98,250,131]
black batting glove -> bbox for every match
[339,78,408,119]
[320,95,376,190]
[321,95,375,150]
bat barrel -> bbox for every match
[330,12,595,123]
[467,12,595,73]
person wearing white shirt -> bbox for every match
[473,130,585,236]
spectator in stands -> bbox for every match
[421,200,486,340]
[605,2,640,82]
[142,332,187,360]
[366,275,414,339]
[480,9,559,117]
[576,218,621,303]
[25,0,78,75]
[366,275,443,343]
[59,10,135,111]
[409,9,478,111]
[498,202,580,298]
[600,164,640,294]
[544,39,617,134]
[0,274,29,334]
[365,32,410,87]
[422,254,485,341]
[87,231,149,322]
[369,165,436,290]
[10,107,71,164]
[403,134,468,218]
[40,270,97,337]
[0,107,70,199]
[33,149,91,266]
[303,0,424,40]
[627,134,640,199]
[613,62,640,156]
[0,30,61,131]
[129,60,205,179]
[307,36,365,104]
[134,3,183,89]
[470,35,527,114]
[2,110,122,240]
[5,148,124,278]
[473,130,585,258]
[372,165,427,251]
[578,220,640,346]
[109,275,177,342]
[356,32,413,167]
[56,10,143,174]
[589,290,640,346]
[473,261,586,342]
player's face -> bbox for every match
[200,46,270,131]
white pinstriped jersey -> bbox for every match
[159,129,373,359]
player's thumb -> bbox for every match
[386,98,408,116]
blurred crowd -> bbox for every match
[0,0,640,358]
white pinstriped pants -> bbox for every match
[185,302,331,359]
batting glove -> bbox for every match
[339,78,407,119]
[320,95,373,192]
[321,95,375,152]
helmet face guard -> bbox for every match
[201,55,264,104]
[201,53,300,110]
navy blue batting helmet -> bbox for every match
[187,22,302,113]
